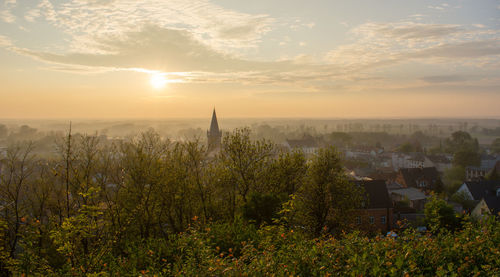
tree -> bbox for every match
[0,142,35,258]
[297,147,363,235]
[443,166,465,195]
[14,125,37,140]
[266,150,307,196]
[220,128,275,204]
[424,195,460,232]
[443,131,480,167]
[242,192,281,226]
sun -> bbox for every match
[150,74,167,89]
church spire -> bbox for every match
[207,108,222,152]
[209,108,220,134]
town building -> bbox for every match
[454,180,500,217]
[395,167,442,192]
[389,187,428,211]
[283,135,319,156]
[354,180,394,233]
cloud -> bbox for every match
[1,0,17,23]
[31,0,273,54]
[16,24,306,78]
[0,10,15,23]
[353,22,462,40]
[420,75,467,83]
[326,22,500,69]
[410,40,500,60]
[427,4,447,10]
[24,9,41,22]
[0,35,13,47]
[305,22,315,28]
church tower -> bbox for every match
[207,108,222,152]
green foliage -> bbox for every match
[266,150,307,195]
[220,127,276,204]
[297,147,364,235]
[87,216,499,276]
[443,131,481,167]
[242,192,282,225]
[50,187,111,275]
[443,165,466,195]
[424,195,461,232]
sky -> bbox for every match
[0,0,499,119]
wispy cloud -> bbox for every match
[326,22,500,68]
[30,0,273,54]
[420,75,466,83]
[0,0,17,23]
[0,35,13,47]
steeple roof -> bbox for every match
[209,108,220,134]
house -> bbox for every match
[395,167,443,192]
[427,155,452,173]
[389,187,428,211]
[467,160,500,181]
[465,166,489,181]
[391,153,409,171]
[354,180,394,232]
[345,146,382,159]
[406,153,434,169]
[283,135,319,156]
[454,181,500,216]
[391,153,434,171]
[471,199,490,219]
[466,155,500,181]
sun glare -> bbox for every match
[150,74,167,89]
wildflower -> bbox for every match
[192,215,199,221]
